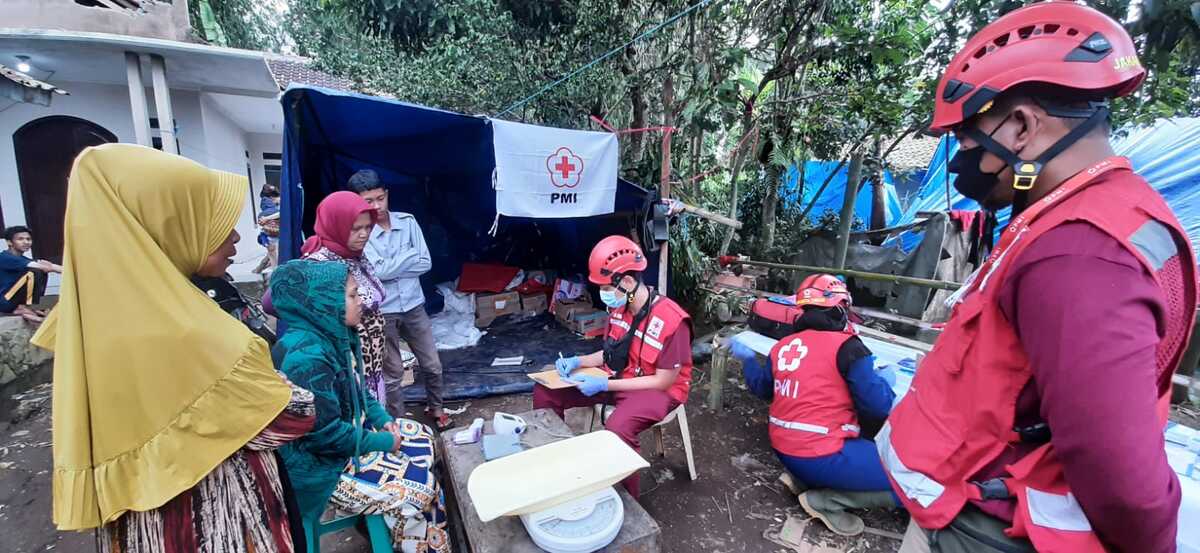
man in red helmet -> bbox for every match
[882,3,1197,553]
[732,274,900,536]
[532,235,694,498]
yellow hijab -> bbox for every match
[32,144,292,530]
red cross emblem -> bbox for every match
[777,338,808,373]
[546,147,584,188]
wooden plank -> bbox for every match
[440,409,662,553]
[708,345,728,411]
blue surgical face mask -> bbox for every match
[599,289,627,309]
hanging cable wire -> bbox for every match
[496,0,724,118]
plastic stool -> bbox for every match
[591,403,698,481]
[304,512,392,553]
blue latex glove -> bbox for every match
[568,374,609,397]
[731,340,756,362]
[875,364,897,387]
[556,356,582,378]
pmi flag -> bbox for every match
[492,119,619,218]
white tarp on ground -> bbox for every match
[492,119,619,218]
[431,281,483,350]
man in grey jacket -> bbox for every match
[348,169,450,429]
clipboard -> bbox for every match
[527,366,611,389]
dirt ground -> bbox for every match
[0,369,910,553]
[4,376,1197,553]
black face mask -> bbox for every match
[947,146,1000,203]
[947,112,1014,204]
[795,306,848,332]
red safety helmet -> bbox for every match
[796,274,851,308]
[930,1,1144,134]
[588,235,647,285]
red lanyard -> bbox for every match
[970,156,1130,294]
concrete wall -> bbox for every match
[198,93,268,280]
[246,132,283,199]
[0,0,192,43]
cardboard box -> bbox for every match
[572,310,609,338]
[475,291,520,327]
[554,297,608,338]
[551,296,593,319]
[520,293,548,314]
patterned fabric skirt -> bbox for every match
[330,419,450,553]
[357,310,387,403]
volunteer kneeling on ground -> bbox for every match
[882,3,1198,553]
[533,235,693,498]
[732,274,899,536]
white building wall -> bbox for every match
[0,80,136,227]
[0,81,281,283]
[198,94,267,281]
[246,132,283,200]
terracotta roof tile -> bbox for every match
[265,56,354,92]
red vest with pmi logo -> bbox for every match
[767,327,860,457]
[606,296,693,404]
[878,159,1198,552]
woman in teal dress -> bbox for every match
[270,259,449,553]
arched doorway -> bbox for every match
[12,116,117,263]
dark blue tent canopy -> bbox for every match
[277,86,659,296]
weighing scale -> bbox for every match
[468,430,648,553]
[519,487,624,553]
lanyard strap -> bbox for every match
[969,156,1130,295]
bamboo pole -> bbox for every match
[729,259,963,291]
[678,202,743,229]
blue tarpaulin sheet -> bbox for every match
[781,161,904,228]
[888,118,1200,252]
[277,86,658,399]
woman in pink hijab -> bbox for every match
[301,191,389,402]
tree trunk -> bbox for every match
[834,152,864,270]
[621,47,646,165]
[760,164,781,251]
[718,108,755,256]
[869,136,886,233]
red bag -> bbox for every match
[748,296,804,339]
[457,263,521,293]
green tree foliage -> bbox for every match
[188,0,285,51]
[273,0,1199,314]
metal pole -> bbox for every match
[834,153,864,270]
[124,52,152,148]
[149,54,177,154]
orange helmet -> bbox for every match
[931,1,1143,134]
[588,235,647,285]
[796,274,851,308]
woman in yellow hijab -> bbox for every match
[32,144,315,553]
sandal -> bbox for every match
[424,408,453,431]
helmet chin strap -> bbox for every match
[962,105,1110,215]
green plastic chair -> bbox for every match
[303,512,392,553]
